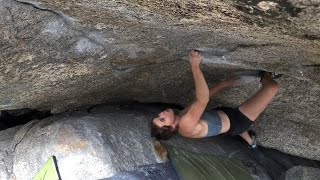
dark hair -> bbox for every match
[151,122,178,140]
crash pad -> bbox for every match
[167,145,252,180]
[33,156,61,180]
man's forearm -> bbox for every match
[191,66,209,104]
[209,83,226,98]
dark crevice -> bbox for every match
[0,109,52,131]
[302,34,320,40]
[13,0,62,18]
[300,64,320,67]
[86,101,184,114]
[236,43,279,49]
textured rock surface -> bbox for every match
[0,0,319,160]
[0,109,51,130]
[12,106,162,180]
[283,166,320,180]
[0,125,21,180]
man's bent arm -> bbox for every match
[209,77,238,98]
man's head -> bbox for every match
[153,109,175,128]
[151,108,178,140]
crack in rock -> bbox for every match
[11,120,39,153]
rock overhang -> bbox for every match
[0,0,319,162]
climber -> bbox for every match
[151,50,280,148]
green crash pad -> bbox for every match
[167,146,252,180]
[33,156,61,180]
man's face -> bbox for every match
[152,109,175,128]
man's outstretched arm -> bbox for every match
[209,77,238,98]
[190,52,209,105]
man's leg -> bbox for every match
[239,131,253,145]
[238,72,279,121]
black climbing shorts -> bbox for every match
[214,107,253,136]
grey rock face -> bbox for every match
[0,126,21,180]
[12,107,162,180]
[284,166,320,180]
[0,0,319,161]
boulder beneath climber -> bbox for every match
[12,105,162,180]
